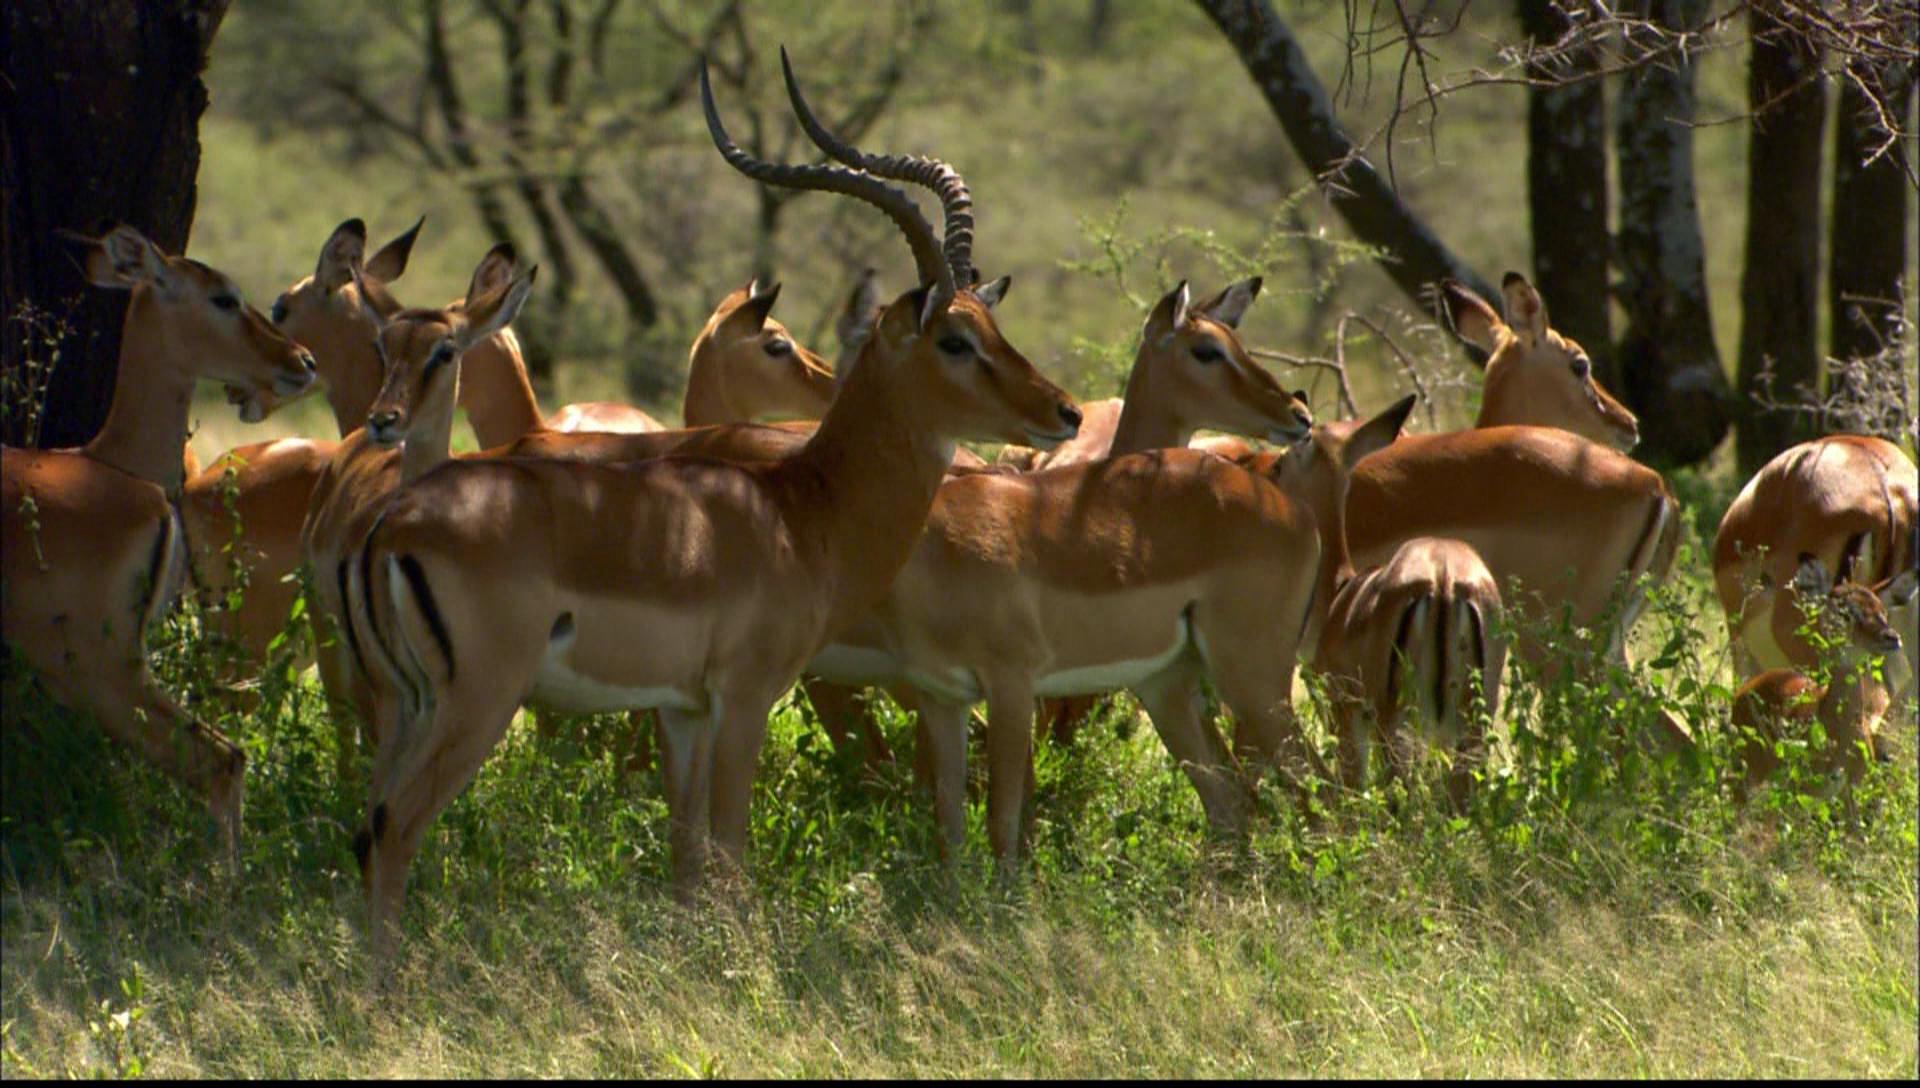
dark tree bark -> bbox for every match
[1,0,230,450]
[1193,0,1500,318]
[1612,0,1733,467]
[1517,0,1614,392]
[1735,6,1828,476]
[1828,55,1916,403]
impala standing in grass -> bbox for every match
[2,225,316,855]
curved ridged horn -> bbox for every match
[779,46,974,292]
[702,60,954,309]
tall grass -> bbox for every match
[3,472,1914,1077]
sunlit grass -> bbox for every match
[3,476,1914,1077]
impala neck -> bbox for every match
[400,408,457,483]
[1296,466,1357,655]
[1110,349,1199,455]
[788,353,954,631]
[81,290,197,497]
[457,333,544,449]
[680,362,734,428]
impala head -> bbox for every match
[703,50,1079,449]
[361,247,536,448]
[1142,278,1313,444]
[687,278,838,421]
[66,224,316,421]
[1270,393,1419,521]
[268,217,420,417]
[1791,555,1910,665]
[1446,274,1638,452]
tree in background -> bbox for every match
[1733,3,1826,477]
[1609,0,1734,467]
[224,0,931,396]
[1191,0,1501,319]
[2,1,230,452]
[1515,0,1613,396]
[1825,49,1914,439]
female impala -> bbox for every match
[1025,276,1313,470]
[341,59,1077,946]
[178,218,514,678]
[2,225,315,853]
[1714,436,1916,703]
[806,397,1414,861]
[1014,276,1316,744]
[681,279,837,426]
[1344,274,1679,694]
[180,219,670,684]
[1729,556,1912,793]
[1315,537,1506,809]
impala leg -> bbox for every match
[707,691,780,888]
[981,676,1036,864]
[916,696,972,862]
[1208,651,1328,817]
[58,650,249,862]
[1042,694,1099,748]
[362,668,525,960]
[313,616,371,782]
[1330,689,1370,795]
[802,676,894,768]
[658,706,716,898]
[1133,663,1246,837]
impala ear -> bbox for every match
[915,283,946,332]
[728,279,782,332]
[836,268,882,352]
[365,216,424,283]
[1146,280,1191,339]
[346,263,388,334]
[464,243,517,305]
[1500,271,1549,343]
[1195,276,1262,329]
[458,266,537,349]
[1879,569,1918,609]
[973,274,1012,310]
[66,224,172,291]
[1441,279,1502,354]
[315,218,368,292]
[1791,554,1833,599]
[1347,393,1417,466]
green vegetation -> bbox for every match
[3,478,1914,1077]
[6,2,1916,1078]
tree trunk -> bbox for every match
[1192,0,1499,320]
[1517,0,1614,392]
[1612,0,1732,467]
[1828,55,1916,412]
[1735,7,1827,476]
[1,0,230,450]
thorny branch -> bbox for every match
[1334,1,1916,187]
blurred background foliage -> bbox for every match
[183,0,1791,460]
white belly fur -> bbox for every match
[533,637,699,714]
[1033,614,1191,698]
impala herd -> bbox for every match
[3,55,1914,959]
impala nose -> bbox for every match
[1058,403,1082,433]
[368,410,401,442]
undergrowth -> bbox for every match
[2,469,1914,1076]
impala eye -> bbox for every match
[765,338,792,357]
[270,295,289,324]
[427,343,456,369]
[937,335,971,357]
[1192,343,1224,364]
[212,294,241,312]
[1570,355,1591,378]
